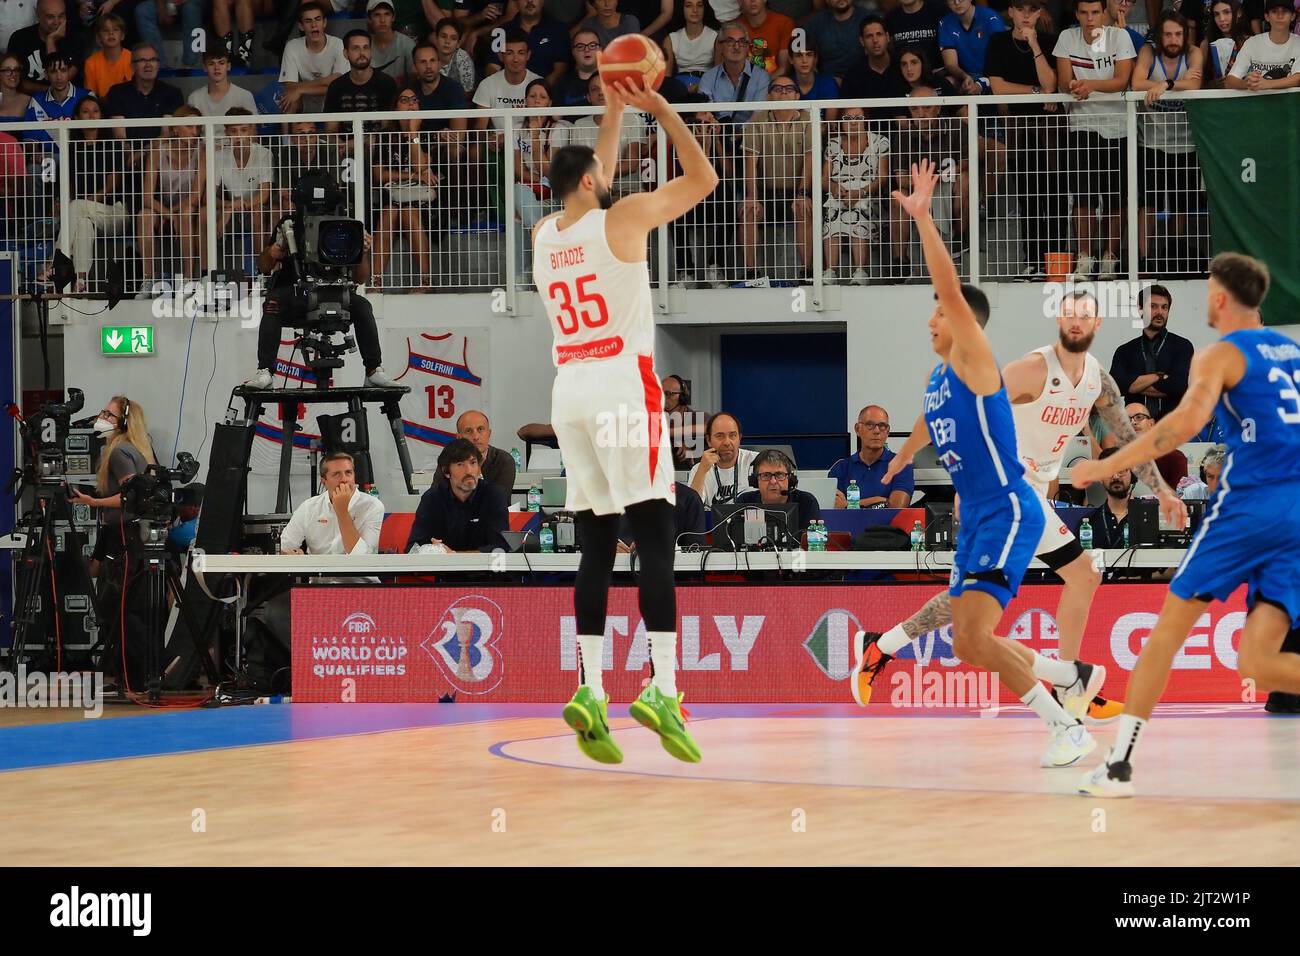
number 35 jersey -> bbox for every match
[533,208,655,368]
[1214,328,1300,490]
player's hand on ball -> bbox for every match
[1157,489,1188,531]
[891,160,938,221]
[613,80,669,117]
[1070,459,1106,488]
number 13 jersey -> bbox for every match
[533,208,654,368]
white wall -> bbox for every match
[53,280,1300,511]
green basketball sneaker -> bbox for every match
[562,686,623,764]
[628,684,702,763]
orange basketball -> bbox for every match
[596,33,666,92]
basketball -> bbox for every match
[596,33,666,92]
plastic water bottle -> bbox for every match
[540,522,554,553]
[510,447,523,470]
[527,483,542,512]
[808,520,822,552]
[910,520,923,552]
[846,480,860,509]
[1121,522,1130,548]
[1079,518,1094,550]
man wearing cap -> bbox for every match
[1225,0,1300,91]
[367,0,416,81]
[9,0,85,93]
[486,0,572,86]
[22,49,86,143]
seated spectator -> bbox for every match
[82,13,131,100]
[891,86,968,259]
[1105,0,1151,52]
[687,412,757,507]
[432,17,476,96]
[370,86,437,291]
[618,480,706,549]
[22,49,86,143]
[50,95,128,293]
[1133,11,1204,272]
[1055,0,1136,281]
[212,0,277,67]
[214,108,274,259]
[734,449,821,532]
[557,28,601,104]
[0,54,32,120]
[137,105,206,294]
[432,410,518,498]
[166,482,204,556]
[1126,402,1188,487]
[1178,448,1223,500]
[803,0,869,82]
[323,29,400,133]
[0,0,35,53]
[278,2,349,114]
[514,79,571,268]
[580,0,641,47]
[11,0,86,94]
[1088,446,1135,548]
[272,120,342,211]
[841,15,910,115]
[664,0,719,87]
[406,438,510,553]
[438,0,513,58]
[569,73,648,196]
[670,92,740,285]
[368,0,416,81]
[488,0,572,86]
[697,20,771,120]
[788,37,840,113]
[823,109,891,284]
[622,0,674,39]
[102,43,183,140]
[1200,0,1253,86]
[738,76,813,274]
[939,0,1008,94]
[829,404,914,508]
[1225,0,1300,90]
[885,0,946,65]
[135,0,204,72]
[410,42,469,170]
[472,28,540,136]
[898,44,956,97]
[187,48,258,116]
[663,374,706,469]
[281,452,385,555]
[1109,284,1194,419]
[739,0,794,75]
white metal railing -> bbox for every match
[0,88,1290,308]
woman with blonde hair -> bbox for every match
[73,395,157,565]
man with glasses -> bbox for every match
[1125,402,1187,487]
[103,43,184,139]
[9,0,85,93]
[739,76,813,276]
[557,28,601,106]
[829,404,914,509]
[1109,284,1194,420]
[697,20,771,122]
[734,449,821,532]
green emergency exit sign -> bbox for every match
[101,326,154,356]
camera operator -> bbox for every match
[165,482,203,557]
[71,395,157,567]
[247,173,398,390]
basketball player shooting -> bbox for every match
[878,159,1106,768]
[1073,252,1300,797]
[531,76,718,765]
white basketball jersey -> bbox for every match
[1013,345,1103,491]
[391,332,484,471]
[532,208,655,368]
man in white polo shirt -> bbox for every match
[280,452,385,557]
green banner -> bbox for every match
[101,326,154,356]
[1185,95,1300,328]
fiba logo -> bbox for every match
[342,612,378,635]
[420,596,505,694]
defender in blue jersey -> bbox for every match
[881,160,1106,768]
[1074,253,1300,798]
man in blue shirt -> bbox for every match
[23,51,86,145]
[166,483,204,556]
[698,21,770,121]
[488,0,573,85]
[938,0,1008,93]
[828,404,915,508]
[803,0,869,81]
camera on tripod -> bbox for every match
[120,453,201,546]
[24,387,88,482]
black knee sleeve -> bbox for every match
[574,510,620,636]
[625,499,676,633]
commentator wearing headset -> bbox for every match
[733,449,822,533]
[72,395,158,569]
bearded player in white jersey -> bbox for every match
[532,80,718,766]
[855,291,1187,758]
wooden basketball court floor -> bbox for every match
[2,701,1298,866]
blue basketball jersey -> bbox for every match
[923,361,1027,504]
[1216,329,1300,490]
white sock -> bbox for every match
[577,634,606,699]
[1020,683,1076,729]
[1032,654,1079,687]
[649,631,678,697]
[878,623,912,657]
[1108,713,1146,766]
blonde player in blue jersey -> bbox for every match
[882,160,1107,767]
[1073,252,1300,798]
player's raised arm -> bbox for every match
[893,160,1000,395]
[605,82,719,233]
[593,78,628,185]
[1073,343,1244,488]
[882,412,930,484]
